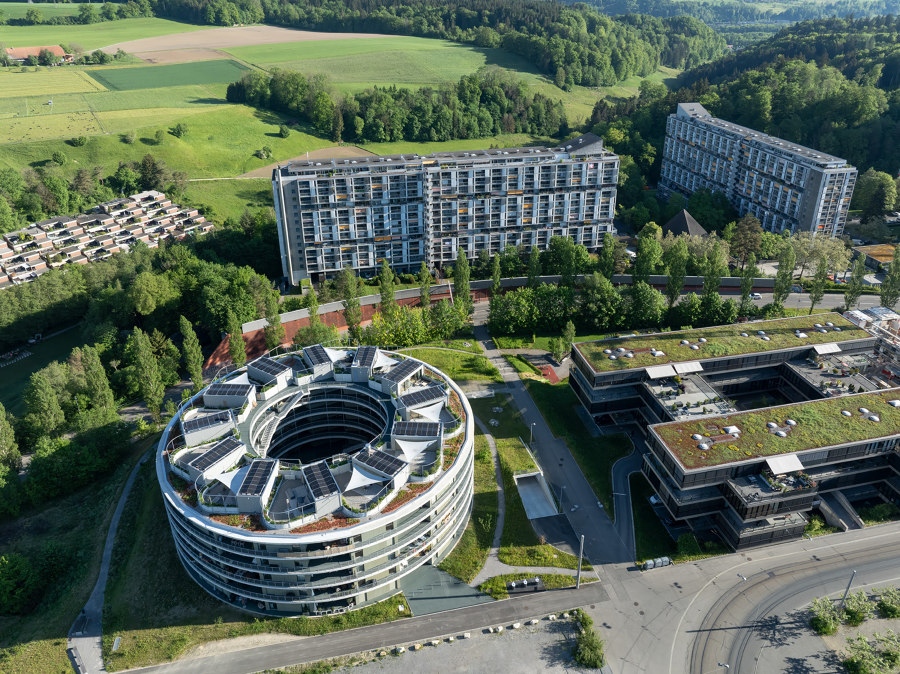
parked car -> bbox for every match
[750,292,762,300]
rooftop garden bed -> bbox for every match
[382,483,432,514]
[576,313,870,373]
[654,390,900,469]
[209,513,266,532]
[290,515,360,535]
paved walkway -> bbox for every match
[68,449,152,673]
[473,322,631,566]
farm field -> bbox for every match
[0,2,82,19]
[0,17,211,50]
[0,68,106,97]
[86,59,250,90]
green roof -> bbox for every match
[653,390,900,470]
[575,313,870,373]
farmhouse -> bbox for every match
[4,45,72,64]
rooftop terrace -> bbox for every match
[575,313,870,374]
[653,390,900,470]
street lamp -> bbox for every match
[529,422,536,446]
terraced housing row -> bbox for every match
[0,190,212,289]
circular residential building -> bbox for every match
[156,344,474,617]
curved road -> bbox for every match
[688,531,900,673]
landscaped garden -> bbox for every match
[653,390,900,469]
[576,313,869,373]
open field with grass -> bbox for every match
[183,177,272,222]
[0,17,211,50]
[401,348,502,383]
[86,59,249,90]
[102,460,411,671]
[0,435,155,674]
[438,431,499,583]
[0,2,83,19]
[0,67,106,97]
[469,395,590,570]
[524,379,633,515]
[655,390,900,469]
[576,312,868,373]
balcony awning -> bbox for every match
[646,365,677,379]
[674,361,704,374]
[394,438,436,462]
[215,465,249,493]
[343,464,385,492]
[813,343,841,355]
[765,454,804,475]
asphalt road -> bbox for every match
[728,291,884,311]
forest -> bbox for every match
[155,0,726,88]
[227,68,570,142]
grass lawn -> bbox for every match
[102,460,411,671]
[401,348,502,383]
[524,379,632,516]
[0,68,107,97]
[0,435,156,674]
[576,312,867,373]
[504,354,541,377]
[858,502,900,527]
[86,60,250,91]
[469,395,590,570]
[0,326,86,416]
[183,177,272,222]
[477,572,594,600]
[493,332,612,350]
[405,330,483,355]
[0,17,211,50]
[655,390,900,470]
[438,430,499,583]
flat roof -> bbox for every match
[575,313,871,374]
[855,244,896,264]
[652,390,900,470]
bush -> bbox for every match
[69,136,88,147]
[0,553,37,614]
[122,130,136,144]
[845,590,875,626]
[572,609,604,668]
[154,129,165,145]
[170,122,189,138]
[859,502,900,524]
[278,124,290,138]
[877,587,900,619]
[810,596,840,635]
[51,150,67,166]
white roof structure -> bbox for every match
[765,454,804,475]
[394,438,435,462]
[674,362,704,374]
[813,343,842,355]
[411,400,444,422]
[215,465,250,493]
[646,365,677,379]
[343,464,385,492]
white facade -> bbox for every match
[659,103,856,237]
[273,134,619,283]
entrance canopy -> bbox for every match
[766,454,804,475]
[646,365,677,379]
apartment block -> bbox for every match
[659,102,856,237]
[272,134,619,284]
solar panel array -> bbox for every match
[353,346,377,369]
[189,436,242,472]
[304,344,330,366]
[357,448,407,476]
[182,410,232,433]
[206,382,254,397]
[303,462,339,499]
[393,421,441,437]
[238,459,277,497]
[251,356,291,378]
[382,358,420,383]
[398,385,445,408]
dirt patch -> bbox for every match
[240,145,376,177]
[102,25,390,62]
[180,632,305,660]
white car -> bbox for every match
[750,292,762,300]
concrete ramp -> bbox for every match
[515,474,558,519]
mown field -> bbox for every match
[0,2,84,19]
[86,59,249,90]
[0,17,211,49]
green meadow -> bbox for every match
[86,59,250,90]
[0,2,84,19]
[0,17,211,49]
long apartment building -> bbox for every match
[272,134,619,284]
[659,102,856,237]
